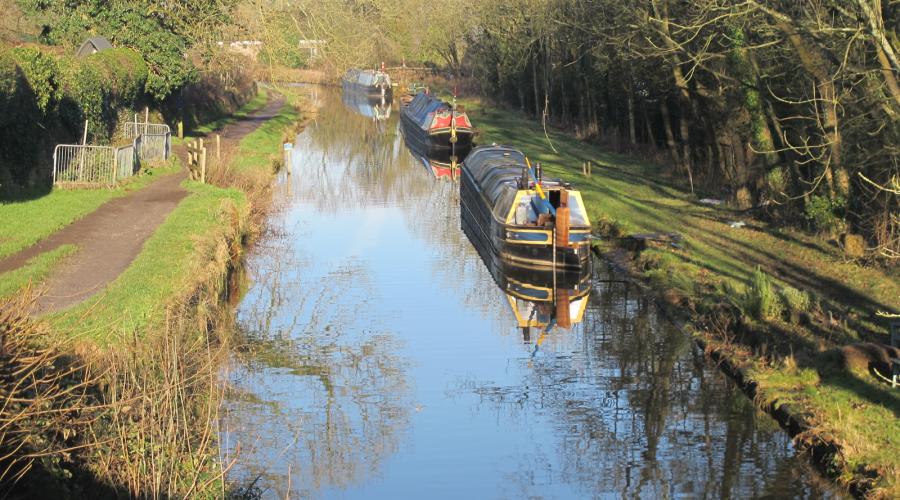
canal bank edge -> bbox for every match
[594,245,877,498]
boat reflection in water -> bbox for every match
[462,190,592,345]
[341,88,393,122]
[412,152,459,180]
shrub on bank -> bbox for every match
[0,46,148,191]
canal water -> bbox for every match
[221,87,839,499]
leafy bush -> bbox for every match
[10,47,60,113]
[804,194,846,235]
[780,286,810,323]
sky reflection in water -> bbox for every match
[221,87,840,499]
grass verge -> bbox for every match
[0,244,77,299]
[48,181,247,342]
[230,91,302,174]
[175,88,270,144]
[467,98,900,497]
[0,163,179,259]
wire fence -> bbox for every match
[122,122,171,139]
[53,122,171,188]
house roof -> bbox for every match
[76,36,113,57]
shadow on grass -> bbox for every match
[0,182,53,204]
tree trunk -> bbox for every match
[775,19,839,199]
[660,100,681,170]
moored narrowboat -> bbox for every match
[400,92,474,157]
[459,145,592,272]
[341,68,393,100]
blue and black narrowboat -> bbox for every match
[400,92,474,157]
[341,68,393,100]
[460,145,592,273]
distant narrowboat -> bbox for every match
[400,82,428,107]
[400,92,474,157]
[460,145,592,272]
[341,68,393,100]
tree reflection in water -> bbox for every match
[466,269,832,498]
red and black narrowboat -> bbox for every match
[400,92,474,158]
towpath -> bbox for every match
[0,93,285,314]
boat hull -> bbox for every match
[400,110,474,157]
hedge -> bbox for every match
[0,46,148,191]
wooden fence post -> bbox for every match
[216,134,221,161]
[178,121,184,139]
[200,147,207,183]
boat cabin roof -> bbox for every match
[345,68,391,86]
[463,145,589,226]
[407,92,450,118]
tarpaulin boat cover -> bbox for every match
[344,69,391,87]
[406,93,451,128]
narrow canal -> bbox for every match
[221,87,839,499]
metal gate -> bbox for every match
[53,145,117,186]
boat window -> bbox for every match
[567,195,588,226]
[492,185,517,219]
[513,194,538,224]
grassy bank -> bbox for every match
[0,87,307,497]
[231,91,303,174]
[466,99,899,497]
[48,181,247,342]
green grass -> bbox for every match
[48,181,247,344]
[0,244,77,298]
[230,97,300,174]
[174,88,269,145]
[0,163,179,259]
[467,98,900,493]
[752,363,900,496]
